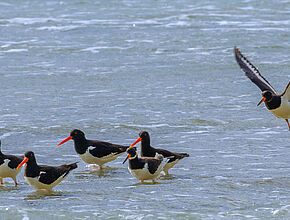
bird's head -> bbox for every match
[123,147,137,164]
[17,151,36,169]
[258,90,273,106]
[57,129,85,146]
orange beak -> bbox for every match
[257,97,266,106]
[129,137,141,148]
[17,157,29,169]
[57,136,72,146]
[123,154,131,164]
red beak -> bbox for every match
[57,136,72,146]
[17,157,29,169]
[129,137,141,148]
[257,97,266,106]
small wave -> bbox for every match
[0,131,18,139]
[3,49,28,53]
[0,114,19,119]
[37,25,79,31]
[165,21,192,27]
[6,17,58,25]
[114,123,172,129]
[80,47,100,53]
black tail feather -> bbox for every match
[63,162,78,178]
[68,162,78,170]
[173,153,189,160]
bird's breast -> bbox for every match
[0,159,21,177]
[269,99,290,119]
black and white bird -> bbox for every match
[130,131,189,175]
[0,140,24,186]
[58,129,129,169]
[235,47,290,130]
[123,147,166,183]
[17,151,77,190]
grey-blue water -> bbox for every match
[0,0,290,219]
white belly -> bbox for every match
[25,173,67,190]
[79,151,124,166]
[270,98,290,119]
[129,164,163,181]
[0,159,21,178]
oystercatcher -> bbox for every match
[235,47,290,130]
[17,151,77,190]
[57,129,129,169]
[123,147,165,183]
[0,140,24,186]
[130,131,189,175]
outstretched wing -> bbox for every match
[280,82,290,100]
[234,47,277,94]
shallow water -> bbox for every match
[0,0,290,219]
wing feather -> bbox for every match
[280,82,290,100]
[234,47,277,94]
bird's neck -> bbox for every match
[129,155,141,169]
[73,138,88,154]
[25,160,40,177]
[266,95,281,110]
[140,141,155,157]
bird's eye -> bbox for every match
[75,132,78,135]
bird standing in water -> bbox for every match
[58,129,129,169]
[123,147,166,183]
[0,140,23,186]
[130,131,189,175]
[17,151,77,191]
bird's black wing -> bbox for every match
[5,155,24,169]
[38,163,77,185]
[280,81,290,100]
[234,47,277,94]
[141,157,163,174]
[88,140,128,158]
[155,148,188,158]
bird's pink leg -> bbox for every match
[13,177,18,187]
[286,119,290,131]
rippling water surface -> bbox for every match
[0,0,290,219]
